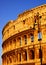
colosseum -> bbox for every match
[2,4,46,65]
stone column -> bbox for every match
[16,38,18,48]
[27,34,31,45]
[35,46,40,65]
[27,48,29,61]
[42,45,46,63]
[22,36,25,46]
[21,49,24,62]
[15,51,18,63]
[35,47,39,59]
[8,41,10,51]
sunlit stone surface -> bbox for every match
[2,4,46,65]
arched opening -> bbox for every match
[18,37,22,46]
[39,49,42,59]
[22,50,27,61]
[38,32,42,41]
[30,33,34,42]
[29,50,34,59]
[23,19,26,24]
[13,39,16,47]
[24,35,27,44]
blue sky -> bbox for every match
[0,0,46,65]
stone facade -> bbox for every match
[2,4,46,65]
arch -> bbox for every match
[18,37,22,46]
[39,49,42,58]
[24,35,27,44]
[22,50,27,61]
[30,33,34,42]
[29,50,34,59]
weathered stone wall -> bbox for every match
[2,4,46,65]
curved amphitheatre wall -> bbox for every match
[2,4,46,54]
[2,4,46,65]
[2,4,46,42]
